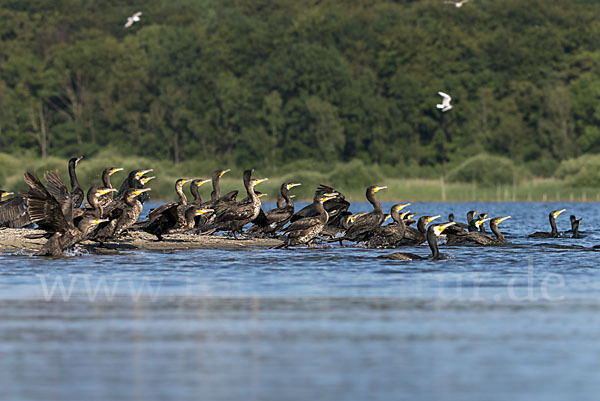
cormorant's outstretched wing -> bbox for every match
[44,171,74,225]
[23,172,73,232]
[0,196,30,228]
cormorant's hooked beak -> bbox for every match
[92,218,110,225]
[198,179,211,186]
[407,214,415,219]
[497,216,511,224]
[137,169,153,177]
[287,183,302,190]
[134,188,152,196]
[374,186,387,192]
[396,202,411,211]
[554,209,567,218]
[348,215,359,224]
[434,222,456,236]
[110,167,124,175]
[254,178,269,185]
[1,192,13,198]
[180,179,191,185]
[76,156,84,164]
[476,217,491,228]
[220,169,231,177]
[195,208,214,215]
[258,193,268,198]
[99,188,118,195]
[400,211,411,219]
[141,176,155,185]
[427,215,441,224]
[383,214,392,222]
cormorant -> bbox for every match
[23,171,107,256]
[98,167,124,207]
[335,185,387,244]
[199,170,268,237]
[567,215,583,239]
[478,212,489,232]
[68,156,85,208]
[116,169,153,201]
[94,188,151,241]
[290,185,350,231]
[275,192,338,248]
[397,215,441,246]
[190,179,212,205]
[446,216,510,245]
[378,222,456,260]
[366,203,412,249]
[248,182,301,236]
[529,209,566,238]
[201,169,231,208]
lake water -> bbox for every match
[1,201,600,401]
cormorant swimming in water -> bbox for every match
[378,222,456,260]
[529,209,566,238]
[446,216,510,245]
[397,215,441,246]
[568,215,583,239]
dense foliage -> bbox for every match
[1,0,599,177]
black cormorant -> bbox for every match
[366,203,412,249]
[68,156,85,208]
[116,169,153,201]
[335,185,387,244]
[199,171,268,237]
[94,188,151,241]
[397,215,441,246]
[529,209,566,238]
[23,171,107,256]
[248,182,301,235]
[98,167,124,207]
[378,222,456,260]
[275,192,338,248]
[446,216,510,245]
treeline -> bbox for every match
[1,0,600,178]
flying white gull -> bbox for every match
[437,91,453,112]
[124,11,142,28]
[444,0,470,8]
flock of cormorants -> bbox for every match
[0,157,583,258]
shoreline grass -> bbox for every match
[1,152,598,203]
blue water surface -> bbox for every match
[1,201,599,401]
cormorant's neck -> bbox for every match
[281,186,293,208]
[417,218,427,234]
[102,172,112,189]
[468,220,478,232]
[427,231,440,259]
[549,214,558,236]
[190,185,201,203]
[366,190,382,214]
[211,176,221,201]
[176,185,187,205]
[89,195,103,218]
[69,162,80,190]
[314,200,329,224]
[490,223,504,241]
